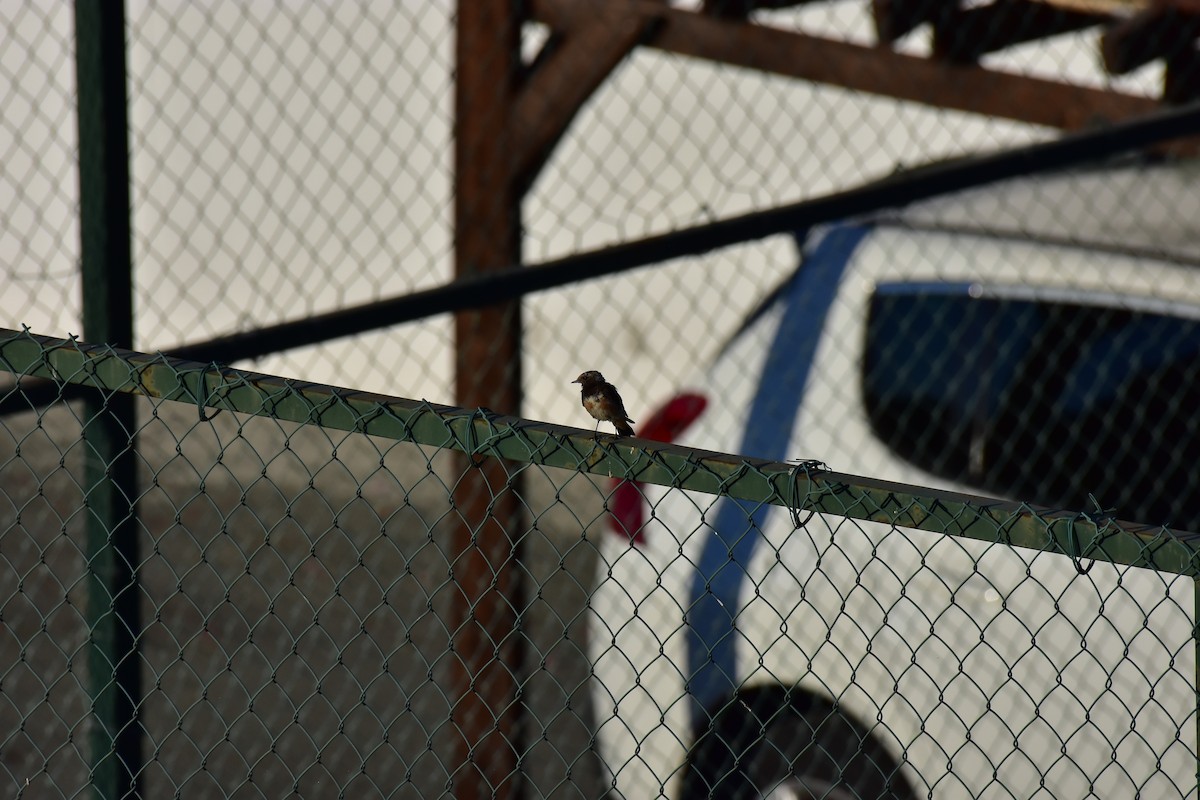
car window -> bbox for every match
[863,281,1200,530]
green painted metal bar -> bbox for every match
[73,1,141,798]
[2,328,1198,580]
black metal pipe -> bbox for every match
[171,99,1200,364]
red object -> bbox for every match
[608,392,708,544]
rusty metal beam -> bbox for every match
[510,1,660,188]
[1166,49,1200,103]
[1102,6,1200,74]
[701,0,818,17]
[452,2,524,799]
[873,0,957,43]
[1036,0,1149,10]
[932,0,1107,63]
[532,0,1161,130]
[452,0,654,794]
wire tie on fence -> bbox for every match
[787,459,827,529]
[200,361,236,421]
[413,399,441,438]
[31,325,66,388]
[1066,494,1113,575]
[174,360,225,422]
[65,333,89,382]
[1086,493,1115,522]
[464,406,487,461]
[1065,516,1091,575]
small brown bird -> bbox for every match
[573,370,636,437]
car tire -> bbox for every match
[680,686,919,800]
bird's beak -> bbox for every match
[571,378,581,384]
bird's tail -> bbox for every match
[615,420,635,437]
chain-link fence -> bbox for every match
[7,1,1200,798]
[1,329,1197,799]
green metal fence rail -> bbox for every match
[3,326,1198,798]
[4,328,1197,573]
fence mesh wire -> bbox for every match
[1,330,1197,799]
[6,1,1200,798]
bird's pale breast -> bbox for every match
[583,394,606,419]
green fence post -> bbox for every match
[74,2,141,798]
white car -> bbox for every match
[591,158,1200,799]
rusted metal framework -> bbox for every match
[873,0,1200,104]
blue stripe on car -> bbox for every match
[685,224,871,727]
